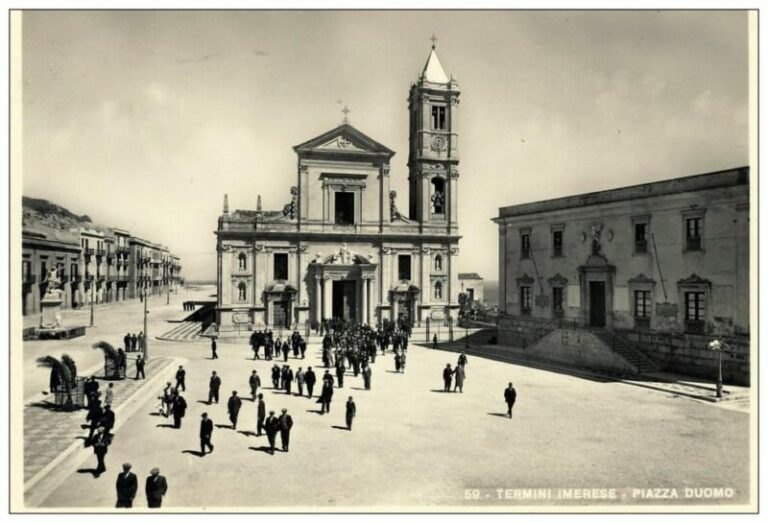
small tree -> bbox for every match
[93,341,121,379]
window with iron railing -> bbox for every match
[521,233,531,259]
[634,290,651,330]
[552,230,563,258]
[552,287,564,317]
[684,291,706,334]
[685,217,702,251]
[634,222,648,254]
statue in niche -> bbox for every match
[590,223,603,255]
[282,186,298,219]
[431,189,445,214]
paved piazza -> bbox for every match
[21,287,751,509]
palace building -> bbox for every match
[215,46,462,330]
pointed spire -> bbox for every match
[422,47,449,84]
[223,194,229,214]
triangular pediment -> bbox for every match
[293,124,395,158]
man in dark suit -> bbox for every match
[208,371,221,404]
[123,333,131,353]
[505,382,517,418]
[200,412,214,455]
[443,364,453,392]
[264,411,279,455]
[145,468,168,508]
[227,390,242,429]
[283,366,294,395]
[175,365,186,391]
[336,361,345,388]
[172,394,187,429]
[211,338,218,359]
[91,426,110,477]
[304,367,316,398]
[278,408,293,452]
[130,333,138,351]
[345,396,356,431]
[256,393,266,436]
[362,364,372,390]
[135,355,145,380]
[115,462,138,508]
[100,404,116,438]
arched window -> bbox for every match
[238,253,247,271]
[434,254,443,271]
[431,177,445,215]
[238,282,247,301]
[434,280,443,300]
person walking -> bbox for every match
[145,468,168,508]
[135,355,145,380]
[100,404,116,438]
[318,377,334,414]
[211,338,218,359]
[336,361,345,388]
[443,364,453,392]
[199,412,214,455]
[91,426,110,477]
[256,393,266,436]
[86,397,103,443]
[283,366,294,395]
[104,382,115,407]
[432,333,438,350]
[137,331,145,352]
[296,367,305,397]
[228,391,242,429]
[175,365,186,392]
[278,408,293,452]
[504,382,517,418]
[345,396,356,431]
[453,364,465,393]
[249,370,260,400]
[264,410,279,455]
[305,367,317,399]
[362,364,372,390]
[457,352,468,368]
[172,394,187,429]
[115,463,138,508]
[271,364,280,389]
[208,371,221,404]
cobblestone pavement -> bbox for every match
[24,357,174,483]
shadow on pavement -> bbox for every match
[182,450,205,457]
[249,446,275,454]
[238,430,257,437]
[487,412,510,418]
[214,424,234,430]
[306,409,324,415]
[429,389,451,393]
[77,468,100,477]
[331,425,349,431]
[156,423,175,428]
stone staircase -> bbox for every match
[157,320,204,342]
[592,329,657,374]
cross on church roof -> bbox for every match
[430,34,438,49]
[341,105,350,125]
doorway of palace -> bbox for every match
[589,281,606,328]
[332,280,357,321]
[396,295,413,326]
[273,301,290,328]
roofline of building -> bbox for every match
[495,166,749,221]
[214,230,461,244]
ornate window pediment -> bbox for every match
[548,273,568,285]
[516,273,535,285]
[678,273,711,287]
[628,273,656,285]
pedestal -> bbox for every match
[40,293,63,329]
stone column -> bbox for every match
[315,276,322,323]
[322,277,332,320]
[392,296,398,322]
[361,277,368,325]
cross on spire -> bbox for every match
[430,34,438,49]
[341,105,350,124]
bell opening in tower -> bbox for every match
[334,192,354,225]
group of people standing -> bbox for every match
[249,329,307,361]
[122,332,145,353]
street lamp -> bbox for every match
[143,286,149,361]
[89,280,94,327]
[708,339,726,399]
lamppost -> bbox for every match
[89,279,94,327]
[143,286,149,361]
[708,339,726,399]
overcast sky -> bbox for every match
[21,10,749,282]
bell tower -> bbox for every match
[407,41,460,232]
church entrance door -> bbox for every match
[273,301,290,328]
[396,295,412,327]
[332,280,357,321]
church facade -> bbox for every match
[215,47,462,330]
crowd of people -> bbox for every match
[71,315,522,509]
[122,332,146,353]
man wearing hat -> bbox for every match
[200,412,214,455]
[91,426,110,477]
[278,408,294,453]
[145,467,168,508]
[115,463,138,508]
[264,410,280,454]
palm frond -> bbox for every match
[36,355,61,370]
[92,341,119,362]
[61,354,78,385]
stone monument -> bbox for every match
[39,267,63,329]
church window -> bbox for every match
[334,192,355,225]
[431,106,446,130]
[273,253,288,281]
[238,282,247,302]
[434,281,443,300]
[238,253,247,271]
[431,177,445,214]
[398,255,412,281]
[434,254,443,271]
[521,232,531,259]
